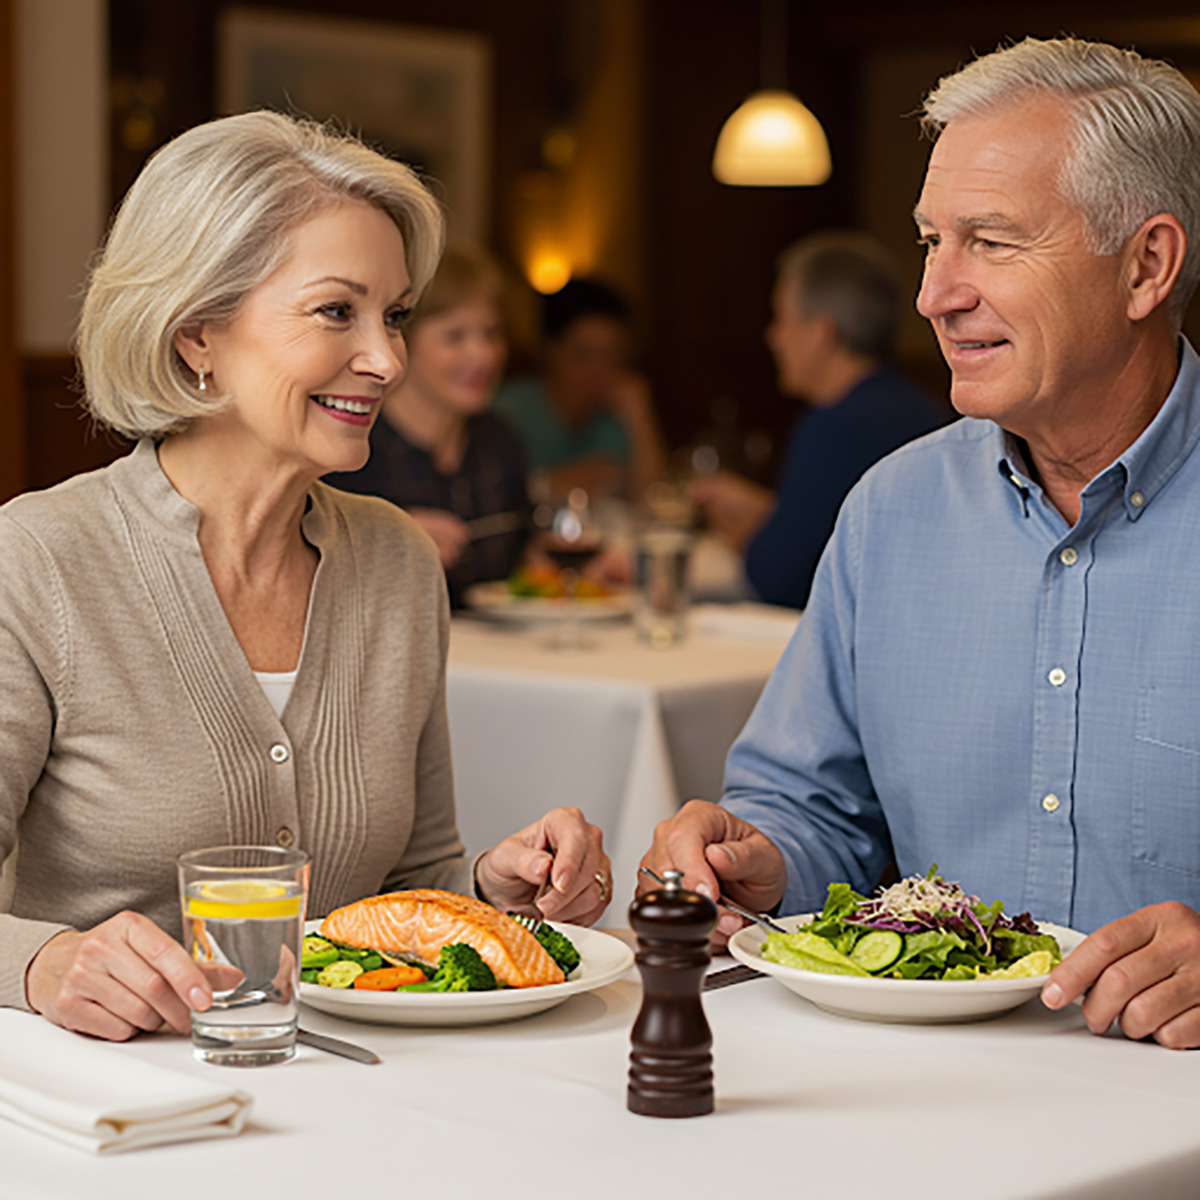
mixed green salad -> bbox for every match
[763,867,1062,981]
[300,918,581,993]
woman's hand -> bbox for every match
[25,912,213,1041]
[408,508,471,569]
[475,807,610,926]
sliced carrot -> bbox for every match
[353,965,427,991]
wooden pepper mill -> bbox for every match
[627,867,718,1117]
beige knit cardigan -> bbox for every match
[0,440,472,1010]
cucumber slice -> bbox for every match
[301,936,339,969]
[849,930,904,973]
[317,960,364,989]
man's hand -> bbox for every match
[688,472,775,554]
[476,807,611,926]
[408,508,471,569]
[1041,901,1200,1048]
[25,912,213,1041]
[639,799,786,948]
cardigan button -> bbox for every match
[276,826,295,848]
[269,743,290,764]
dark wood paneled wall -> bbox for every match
[0,0,22,503]
[15,0,1200,500]
[21,357,131,492]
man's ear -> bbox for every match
[172,324,210,376]
[1126,213,1186,323]
[813,311,840,350]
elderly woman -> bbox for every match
[0,112,609,1040]
[327,244,530,608]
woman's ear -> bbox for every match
[1126,213,1186,323]
[172,324,210,376]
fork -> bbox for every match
[467,511,527,540]
[638,865,787,934]
[508,911,546,936]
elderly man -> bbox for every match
[642,36,1200,1049]
[690,232,944,609]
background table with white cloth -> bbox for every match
[445,605,799,922]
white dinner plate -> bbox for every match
[299,920,634,1026]
[728,913,1086,1024]
[463,581,633,625]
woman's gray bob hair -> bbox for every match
[922,37,1200,329]
[78,111,445,438]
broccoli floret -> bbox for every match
[533,926,581,977]
[396,943,497,992]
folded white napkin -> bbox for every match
[690,601,802,646]
[0,1011,252,1154]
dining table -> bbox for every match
[7,934,1200,1199]
[444,603,799,924]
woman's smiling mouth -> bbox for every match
[311,394,377,424]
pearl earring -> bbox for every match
[197,367,207,393]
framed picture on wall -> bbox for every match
[220,8,491,240]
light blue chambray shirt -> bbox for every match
[725,339,1200,933]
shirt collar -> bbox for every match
[114,437,330,548]
[994,337,1200,520]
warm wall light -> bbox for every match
[527,250,572,294]
[713,90,830,186]
[713,0,831,187]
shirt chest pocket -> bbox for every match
[1132,683,1200,880]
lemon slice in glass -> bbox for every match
[186,879,301,920]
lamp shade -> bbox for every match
[713,89,831,186]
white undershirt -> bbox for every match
[254,670,297,721]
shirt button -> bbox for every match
[1048,667,1067,687]
[1042,793,1060,813]
[1130,491,1145,507]
[276,826,295,848]
[1059,547,1078,566]
[269,743,290,764]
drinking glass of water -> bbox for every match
[177,845,310,1067]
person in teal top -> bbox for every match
[493,375,628,471]
[494,277,666,500]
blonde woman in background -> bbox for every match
[0,112,609,1040]
[327,244,530,608]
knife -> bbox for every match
[297,1027,381,1064]
[703,964,765,991]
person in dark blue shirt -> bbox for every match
[690,231,947,608]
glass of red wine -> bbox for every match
[543,488,603,649]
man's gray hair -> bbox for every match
[922,37,1200,328]
[778,231,903,360]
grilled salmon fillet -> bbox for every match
[319,890,565,988]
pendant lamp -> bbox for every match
[712,0,831,187]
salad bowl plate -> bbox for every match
[299,921,634,1027]
[728,913,1086,1025]
[463,581,634,625]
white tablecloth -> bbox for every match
[446,614,795,923]
[8,954,1200,1199]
